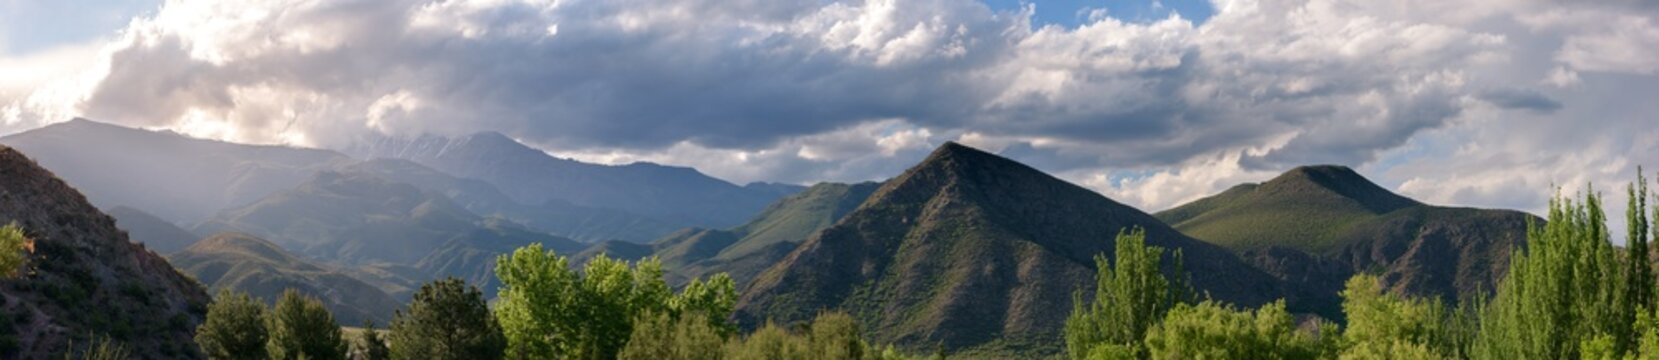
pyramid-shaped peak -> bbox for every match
[911,141,1027,173]
[1263,164,1419,213]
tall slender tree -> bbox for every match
[1474,190,1622,359]
[1064,227,1190,359]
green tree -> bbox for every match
[720,312,912,360]
[1064,227,1189,359]
[1474,190,1623,359]
[1621,169,1655,354]
[1142,300,1328,360]
[0,223,30,279]
[388,278,506,360]
[618,312,724,360]
[1339,275,1454,359]
[196,290,270,360]
[354,321,390,360]
[265,289,348,360]
[493,244,737,359]
[724,322,808,360]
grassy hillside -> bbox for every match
[170,233,401,325]
[1156,165,1533,304]
[1157,165,1420,253]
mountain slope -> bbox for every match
[1155,165,1533,303]
[1157,165,1421,252]
[0,145,210,358]
[578,182,880,286]
[107,206,201,254]
[194,171,582,265]
[347,133,793,228]
[0,118,347,224]
[194,171,584,298]
[169,233,401,325]
[736,143,1283,355]
[341,159,681,243]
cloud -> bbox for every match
[0,0,1655,241]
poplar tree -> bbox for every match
[1064,227,1190,359]
[1474,191,1622,359]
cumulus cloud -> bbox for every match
[0,0,1655,240]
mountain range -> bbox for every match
[346,132,801,231]
[0,118,1542,357]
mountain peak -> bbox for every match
[1261,164,1419,213]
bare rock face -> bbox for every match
[0,145,210,359]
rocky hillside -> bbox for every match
[169,233,401,325]
[1156,165,1534,306]
[0,145,210,358]
[736,143,1284,355]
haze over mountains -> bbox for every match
[0,118,1546,356]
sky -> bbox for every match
[1,0,1657,241]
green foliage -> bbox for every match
[1473,190,1625,359]
[1339,275,1462,358]
[196,290,270,360]
[353,321,390,360]
[388,278,506,360]
[1065,227,1189,359]
[618,312,725,360]
[1142,300,1331,359]
[0,223,30,279]
[721,312,918,360]
[493,243,737,359]
[63,335,133,360]
[265,290,347,360]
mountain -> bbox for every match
[107,206,201,254]
[347,132,795,229]
[194,170,583,265]
[576,182,880,286]
[193,171,584,298]
[1155,165,1534,303]
[169,233,401,325]
[0,145,210,358]
[341,159,681,243]
[735,143,1284,355]
[0,118,348,225]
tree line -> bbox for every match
[192,242,929,359]
[1065,171,1659,359]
